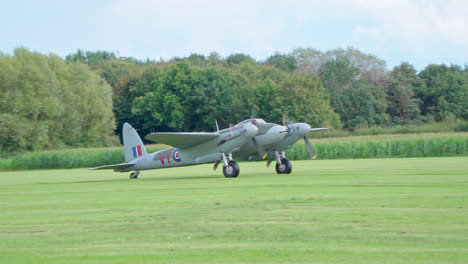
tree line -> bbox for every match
[0,48,117,154]
[0,47,467,154]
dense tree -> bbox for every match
[187,53,207,66]
[226,53,256,65]
[439,70,468,120]
[318,58,358,124]
[64,47,467,138]
[325,47,388,86]
[418,65,468,121]
[319,58,359,93]
[98,59,146,138]
[292,47,388,86]
[386,63,423,124]
[133,61,193,131]
[189,67,238,130]
[292,48,326,77]
[66,50,117,70]
[319,58,388,129]
[130,58,338,134]
[265,52,296,72]
[4,46,466,155]
[273,73,339,127]
[0,48,117,154]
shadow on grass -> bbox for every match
[40,171,272,185]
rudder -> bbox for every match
[123,123,148,162]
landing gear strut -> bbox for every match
[220,152,239,178]
[130,171,140,179]
[274,151,292,174]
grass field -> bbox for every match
[1,157,467,263]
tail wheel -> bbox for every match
[275,158,292,174]
[130,171,139,179]
[223,160,240,178]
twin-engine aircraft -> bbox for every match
[90,119,327,178]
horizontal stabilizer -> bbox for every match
[145,132,219,149]
[89,162,135,171]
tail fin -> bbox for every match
[123,123,148,162]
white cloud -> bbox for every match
[349,0,468,54]
[108,0,288,59]
[104,0,468,68]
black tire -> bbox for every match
[275,158,292,174]
[130,172,138,179]
[223,160,240,178]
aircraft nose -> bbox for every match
[295,123,311,137]
[243,124,259,138]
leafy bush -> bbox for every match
[288,133,468,160]
[455,121,468,132]
[0,145,166,170]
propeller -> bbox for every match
[283,114,319,160]
[280,114,293,134]
[282,114,293,126]
[216,122,233,147]
[303,136,318,160]
[252,138,268,159]
[302,112,317,158]
[250,105,260,118]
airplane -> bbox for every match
[90,118,327,178]
[232,118,327,174]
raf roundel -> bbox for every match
[171,148,182,163]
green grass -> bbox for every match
[1,157,467,263]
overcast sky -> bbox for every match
[2,0,467,71]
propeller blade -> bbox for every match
[283,115,293,126]
[303,136,318,159]
[250,105,260,118]
[215,119,219,132]
[252,138,267,159]
[304,111,315,124]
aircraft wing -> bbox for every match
[310,128,329,132]
[89,162,135,170]
[145,132,220,149]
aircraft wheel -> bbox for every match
[223,160,239,178]
[275,158,292,174]
[130,172,138,179]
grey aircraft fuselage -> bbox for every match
[116,123,259,172]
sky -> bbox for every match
[1,0,467,71]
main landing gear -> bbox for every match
[273,151,292,174]
[214,152,240,178]
[130,171,140,179]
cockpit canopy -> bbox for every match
[234,118,266,127]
